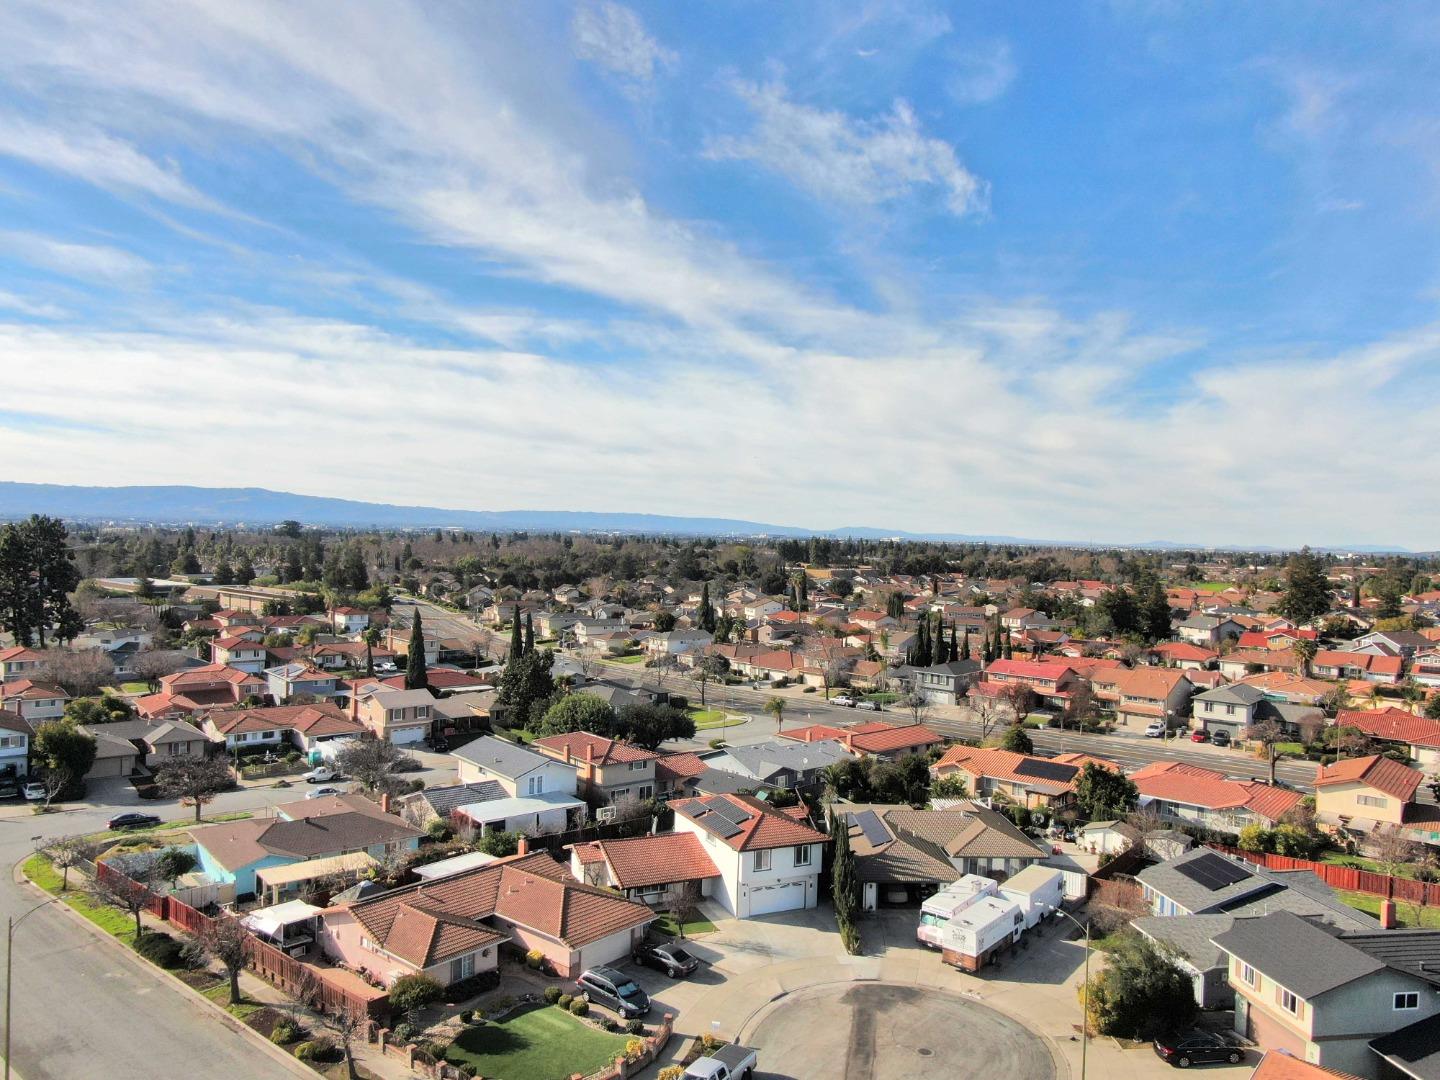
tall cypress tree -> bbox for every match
[949,625,959,664]
[524,612,535,655]
[699,582,716,633]
[1003,629,1014,660]
[509,611,523,661]
[992,623,1003,659]
[960,628,970,662]
[405,607,429,690]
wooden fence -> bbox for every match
[94,860,388,1020]
[1209,845,1440,907]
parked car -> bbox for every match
[1153,1031,1244,1068]
[830,694,855,707]
[0,779,20,799]
[1144,721,1167,738]
[107,812,162,830]
[1210,729,1231,748]
[21,782,46,801]
[302,766,341,784]
[683,1043,757,1080]
[856,700,882,712]
[1189,729,1208,743]
[306,786,342,800]
[575,966,651,1019]
[634,941,700,978]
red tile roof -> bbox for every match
[1130,761,1302,821]
[984,658,1076,682]
[531,731,659,765]
[931,746,1081,795]
[1315,754,1423,802]
[1314,650,1403,676]
[1336,707,1440,749]
[572,832,719,890]
[654,751,708,784]
[673,793,826,851]
[0,679,67,700]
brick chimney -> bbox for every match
[1379,898,1397,929]
[380,792,392,814]
[516,836,528,856]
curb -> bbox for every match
[13,860,317,1080]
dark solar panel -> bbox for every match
[710,801,753,827]
[1013,758,1079,783]
[853,809,890,846]
[1172,852,1254,892]
[708,819,742,839]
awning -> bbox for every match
[242,899,324,938]
[253,850,378,890]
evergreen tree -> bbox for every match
[509,613,523,660]
[698,582,716,633]
[0,515,82,647]
[1003,629,1013,660]
[961,628,970,661]
[405,608,428,690]
[524,612,535,655]
[1278,547,1333,624]
[992,623,1003,659]
[1137,571,1174,643]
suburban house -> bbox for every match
[1311,651,1404,685]
[671,793,826,917]
[311,642,398,671]
[264,663,343,704]
[330,607,371,634]
[1177,615,1246,647]
[1314,755,1424,835]
[1193,684,1325,742]
[209,636,269,673]
[1131,761,1304,833]
[929,746,1118,811]
[189,796,423,900]
[0,680,68,724]
[1213,911,1440,1079]
[318,849,655,984]
[0,709,30,778]
[85,727,143,779]
[201,703,366,754]
[446,736,585,836]
[911,658,983,704]
[530,731,660,807]
[978,658,1082,709]
[136,664,268,719]
[0,647,45,683]
[779,720,944,761]
[1000,608,1055,633]
[1091,666,1195,729]
[700,737,854,794]
[1336,709,1440,771]
[1218,650,1302,681]
[1147,642,1220,670]
[568,831,721,907]
[356,687,434,745]
[1075,820,1141,856]
[398,781,506,830]
[78,718,215,766]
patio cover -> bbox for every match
[253,850,378,891]
[242,899,323,938]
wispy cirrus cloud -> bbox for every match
[571,1,676,86]
[946,40,1017,105]
[705,79,988,218]
[0,231,154,284]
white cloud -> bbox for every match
[706,80,988,217]
[0,289,64,318]
[946,40,1016,105]
[0,231,153,284]
[571,2,676,84]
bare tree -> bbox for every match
[39,767,70,808]
[901,691,930,726]
[663,880,701,940]
[48,836,86,891]
[296,968,367,1080]
[1369,825,1420,880]
[969,693,1004,743]
[184,914,251,1006]
[333,736,418,795]
[152,754,234,822]
[1247,719,1287,785]
[131,649,190,691]
[820,658,853,702]
[90,862,156,940]
[39,649,116,697]
[999,681,1035,722]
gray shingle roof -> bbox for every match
[1211,911,1385,999]
[705,738,854,783]
[1371,1015,1440,1080]
[410,781,506,817]
[451,735,556,779]
[1343,929,1440,989]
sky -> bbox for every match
[1,2,1439,549]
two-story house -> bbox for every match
[1311,651,1403,685]
[780,720,944,762]
[979,658,1082,710]
[0,709,30,779]
[929,746,1119,811]
[700,737,854,794]
[209,635,269,673]
[671,793,826,917]
[0,680,69,724]
[1314,755,1424,841]
[357,687,433,745]
[1091,666,1195,729]
[329,607,370,635]
[1177,615,1246,648]
[1214,911,1440,1079]
[530,731,660,807]
[447,735,584,836]
[911,658,983,705]
[264,662,343,704]
[1335,708,1440,771]
[0,647,45,683]
[1131,761,1303,834]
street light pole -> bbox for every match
[1044,904,1091,1080]
[5,895,57,1080]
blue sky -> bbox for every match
[2,1,1439,548]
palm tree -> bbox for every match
[1292,637,1318,679]
[764,696,786,733]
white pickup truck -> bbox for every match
[302,765,342,783]
[683,1044,757,1080]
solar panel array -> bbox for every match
[1172,852,1254,892]
[710,800,753,827]
[852,809,890,846]
[1013,758,1079,783]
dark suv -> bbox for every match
[1153,1031,1244,1068]
[575,966,651,1019]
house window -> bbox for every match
[1357,795,1387,808]
[450,952,475,983]
[1239,963,1257,988]
[527,775,544,795]
[753,849,771,872]
[416,706,429,718]
[1394,992,1419,1011]
[629,761,645,771]
[794,845,812,867]
[638,785,653,800]
[1278,988,1300,1015]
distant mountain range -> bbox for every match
[0,482,1413,553]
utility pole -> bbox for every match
[6,895,58,1080]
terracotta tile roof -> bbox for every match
[213,636,265,652]
[932,746,1080,795]
[984,658,1076,682]
[577,832,720,890]
[654,751,708,784]
[1222,649,1300,670]
[162,664,259,689]
[673,793,826,851]
[1314,650,1403,676]
[1095,666,1188,699]
[1250,1051,1364,1080]
[1051,752,1122,772]
[1149,642,1219,662]
[0,709,30,735]
[1315,754,1423,802]
[0,680,67,700]
[344,851,653,961]
[531,731,659,765]
[1131,761,1302,821]
[1336,707,1440,749]
[0,647,43,663]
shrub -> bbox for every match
[625,1037,646,1060]
[659,1068,686,1080]
[525,948,545,970]
[441,969,500,1003]
[426,818,453,842]
[390,1022,416,1044]
[389,972,443,1013]
[293,1038,335,1062]
[486,994,516,1016]
[458,1009,474,1024]
[557,993,574,1009]
[269,1018,302,1045]
[418,1040,448,1062]
[543,986,563,1004]
[624,1019,645,1035]
[133,931,186,969]
[708,738,726,749]
[569,998,589,1017]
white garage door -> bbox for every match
[747,879,806,916]
[391,726,426,745]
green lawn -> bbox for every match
[652,913,717,938]
[88,810,253,843]
[445,1005,629,1080]
[23,852,141,941]
[1191,582,1232,592]
[109,681,152,694]
[863,692,900,704]
[1339,891,1440,928]
[689,709,730,729]
[608,654,645,664]
[201,983,265,1021]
